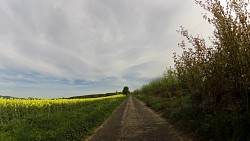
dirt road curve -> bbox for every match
[86,96,194,141]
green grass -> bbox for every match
[136,94,250,141]
[136,94,190,120]
[0,95,126,141]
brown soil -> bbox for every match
[86,96,198,141]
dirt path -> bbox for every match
[86,96,195,141]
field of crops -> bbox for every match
[0,94,126,141]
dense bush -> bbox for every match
[174,0,250,113]
[173,1,250,140]
[135,0,250,140]
[135,68,179,97]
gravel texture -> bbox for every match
[86,96,195,141]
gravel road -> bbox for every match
[86,96,195,141]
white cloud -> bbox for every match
[0,0,213,98]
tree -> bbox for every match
[122,86,130,95]
[174,0,250,112]
[172,1,250,140]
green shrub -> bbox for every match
[135,0,249,140]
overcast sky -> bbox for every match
[0,0,213,98]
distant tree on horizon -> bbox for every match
[122,86,130,95]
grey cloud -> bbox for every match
[0,0,212,98]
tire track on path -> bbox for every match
[86,96,194,141]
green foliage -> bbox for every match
[0,95,126,140]
[174,0,250,112]
[172,1,250,139]
[137,94,250,141]
[134,68,179,97]
[136,94,192,125]
[135,1,250,140]
[122,86,130,95]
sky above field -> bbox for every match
[0,0,213,98]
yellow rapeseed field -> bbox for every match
[0,94,126,140]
